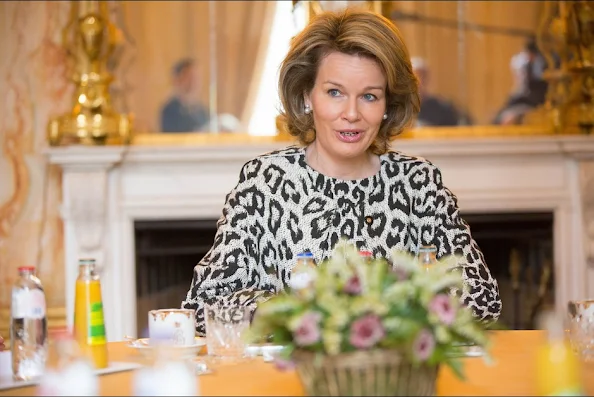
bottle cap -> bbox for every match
[419,245,437,253]
[17,266,36,272]
[296,252,313,258]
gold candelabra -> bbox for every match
[529,0,594,134]
[48,1,132,146]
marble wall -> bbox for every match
[0,1,72,336]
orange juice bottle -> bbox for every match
[73,258,108,369]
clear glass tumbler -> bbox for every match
[204,303,251,359]
[567,300,594,361]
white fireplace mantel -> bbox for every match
[45,133,594,341]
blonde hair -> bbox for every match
[278,9,420,155]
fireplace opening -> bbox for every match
[134,219,218,337]
[134,211,554,335]
[463,211,554,330]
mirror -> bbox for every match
[113,1,546,137]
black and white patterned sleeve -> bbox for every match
[431,166,502,322]
[181,162,276,336]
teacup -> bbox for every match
[148,309,196,346]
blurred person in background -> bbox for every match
[492,39,548,126]
[160,58,210,133]
[412,57,469,127]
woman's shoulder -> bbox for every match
[242,145,303,169]
[383,150,439,170]
[237,145,304,180]
[381,150,444,187]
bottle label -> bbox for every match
[12,289,46,319]
[88,302,106,345]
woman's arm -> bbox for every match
[181,163,276,336]
[431,166,503,322]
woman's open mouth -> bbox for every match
[336,129,364,143]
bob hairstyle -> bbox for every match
[278,9,420,155]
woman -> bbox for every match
[182,9,502,335]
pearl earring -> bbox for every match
[383,113,388,120]
[304,104,312,115]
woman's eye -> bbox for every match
[328,89,341,97]
[363,94,377,101]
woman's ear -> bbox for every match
[303,92,311,108]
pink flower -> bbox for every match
[294,311,322,346]
[349,314,385,349]
[413,329,435,361]
[344,275,362,295]
[429,294,456,325]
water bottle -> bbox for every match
[288,252,317,293]
[10,266,48,381]
[418,245,438,272]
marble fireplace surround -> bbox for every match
[46,133,594,341]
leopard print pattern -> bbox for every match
[182,146,502,335]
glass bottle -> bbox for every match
[359,250,373,264]
[535,311,584,396]
[38,331,98,396]
[73,258,108,369]
[10,266,48,381]
[418,245,438,272]
[288,252,317,293]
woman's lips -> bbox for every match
[336,129,364,143]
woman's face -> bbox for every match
[305,51,387,162]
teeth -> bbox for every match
[341,132,359,136]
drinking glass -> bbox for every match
[567,300,594,361]
[204,303,251,359]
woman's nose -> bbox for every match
[341,98,360,122]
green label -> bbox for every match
[88,302,106,345]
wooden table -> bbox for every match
[2,330,593,396]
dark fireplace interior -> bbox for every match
[135,219,218,337]
[134,211,554,336]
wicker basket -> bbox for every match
[292,349,438,396]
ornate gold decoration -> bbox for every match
[528,1,594,134]
[48,1,132,146]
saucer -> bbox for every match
[127,337,206,359]
[244,343,286,362]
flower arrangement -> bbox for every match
[250,239,490,379]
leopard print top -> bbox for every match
[182,146,502,335]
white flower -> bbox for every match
[322,330,343,355]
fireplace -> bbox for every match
[45,132,594,340]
